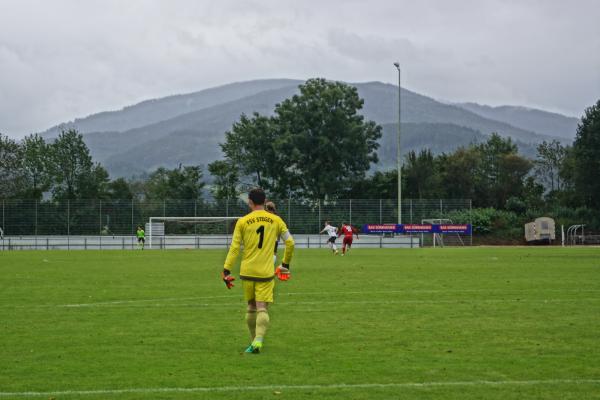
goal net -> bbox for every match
[420,218,468,247]
[147,216,241,249]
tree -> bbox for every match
[274,78,381,198]
[572,99,600,208]
[105,178,134,200]
[78,164,110,199]
[496,153,533,207]
[535,140,567,193]
[521,176,544,210]
[144,165,205,200]
[220,113,280,191]
[548,145,580,206]
[402,149,442,199]
[438,147,482,200]
[49,129,101,200]
[473,134,532,208]
[219,78,382,199]
[476,134,518,182]
[346,170,398,199]
[207,160,240,200]
[0,133,24,198]
[20,134,52,199]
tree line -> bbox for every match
[1,78,599,231]
[210,79,600,219]
[0,129,205,202]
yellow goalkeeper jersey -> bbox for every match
[224,209,295,281]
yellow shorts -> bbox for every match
[242,279,275,303]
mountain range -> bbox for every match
[455,102,579,140]
[39,79,580,177]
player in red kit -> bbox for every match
[339,221,359,256]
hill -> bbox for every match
[36,79,574,177]
[40,79,302,139]
[354,82,560,144]
[456,102,579,139]
[83,85,300,176]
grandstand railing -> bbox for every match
[0,199,472,249]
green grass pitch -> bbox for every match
[1,247,599,399]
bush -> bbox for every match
[542,206,600,231]
[446,208,520,234]
[505,197,527,214]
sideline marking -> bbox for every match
[100,298,600,309]
[6,288,600,309]
[1,379,599,397]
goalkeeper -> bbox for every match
[222,188,295,354]
[136,225,145,250]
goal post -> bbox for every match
[421,218,467,247]
[147,216,241,249]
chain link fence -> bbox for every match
[0,198,472,249]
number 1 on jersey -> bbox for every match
[256,225,265,248]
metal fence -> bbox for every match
[0,199,473,250]
[0,199,472,249]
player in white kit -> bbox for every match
[319,220,339,255]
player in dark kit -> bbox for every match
[339,222,359,256]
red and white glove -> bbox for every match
[221,269,235,289]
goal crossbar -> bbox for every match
[148,216,241,249]
[421,218,465,247]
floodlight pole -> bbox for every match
[394,62,402,224]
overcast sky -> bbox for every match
[1,0,599,138]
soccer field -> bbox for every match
[1,248,599,399]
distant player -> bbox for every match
[0,227,4,240]
[222,188,295,354]
[136,225,145,250]
[320,220,339,255]
[339,221,359,256]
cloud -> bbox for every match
[0,0,598,137]
[327,31,420,64]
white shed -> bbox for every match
[524,217,556,243]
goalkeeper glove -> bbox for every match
[275,263,291,281]
[221,269,235,289]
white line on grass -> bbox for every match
[1,379,598,397]
[291,288,600,296]
[57,295,236,308]
[139,298,600,308]
[5,295,237,309]
[22,297,600,310]
[75,296,600,308]
[6,288,600,309]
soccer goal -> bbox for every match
[147,217,241,249]
[421,218,468,247]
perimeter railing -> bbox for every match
[0,198,472,250]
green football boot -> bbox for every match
[244,340,263,354]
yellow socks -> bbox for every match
[254,309,270,342]
[245,310,256,339]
